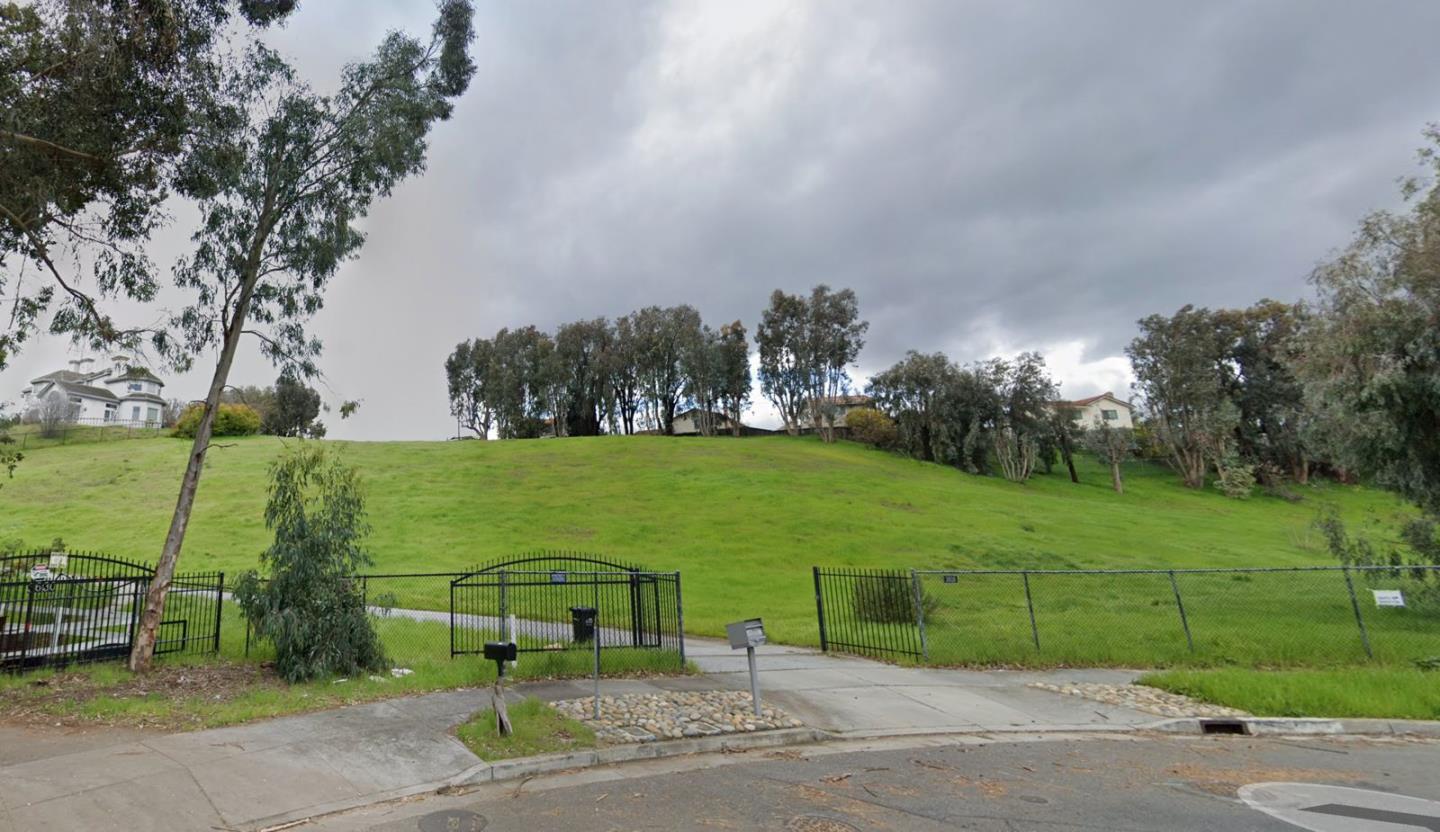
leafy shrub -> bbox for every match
[173,403,262,438]
[852,573,938,623]
[846,407,898,449]
[1214,458,1256,499]
[234,446,386,682]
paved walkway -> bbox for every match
[0,642,1154,832]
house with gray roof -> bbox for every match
[22,355,169,427]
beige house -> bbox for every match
[671,408,736,436]
[1054,392,1134,429]
[797,394,874,432]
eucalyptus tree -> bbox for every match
[554,317,612,436]
[801,285,868,443]
[1126,305,1236,489]
[941,359,1005,475]
[1298,124,1440,517]
[755,289,808,435]
[1218,300,1309,483]
[681,324,724,436]
[867,350,956,462]
[632,304,701,434]
[1082,422,1136,494]
[1,0,297,371]
[1046,404,1081,484]
[265,374,324,438]
[445,337,494,438]
[716,320,751,436]
[129,1,476,672]
[610,313,642,434]
[490,326,554,439]
[989,352,1056,483]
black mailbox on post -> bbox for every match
[484,641,517,678]
[570,606,597,643]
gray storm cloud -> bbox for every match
[6,0,1440,438]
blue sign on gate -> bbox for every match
[550,571,567,584]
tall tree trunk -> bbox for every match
[128,271,260,672]
[1110,460,1124,494]
[130,201,272,672]
[1059,432,1079,483]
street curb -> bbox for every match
[247,716,1440,830]
[1144,716,1440,738]
[248,727,830,832]
[462,727,832,785]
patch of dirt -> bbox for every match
[1164,762,1365,796]
[0,661,284,731]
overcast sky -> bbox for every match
[6,0,1440,439]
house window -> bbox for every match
[104,404,117,422]
[69,396,82,405]
[1101,409,1119,421]
[128,382,143,392]
[132,406,141,421]
[147,407,159,425]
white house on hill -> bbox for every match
[22,355,169,427]
[1055,392,1134,429]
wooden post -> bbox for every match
[492,679,512,736]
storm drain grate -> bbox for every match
[1199,718,1250,735]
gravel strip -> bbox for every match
[1029,681,1250,718]
[551,691,803,744]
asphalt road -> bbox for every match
[310,734,1440,832]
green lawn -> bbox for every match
[2,421,166,452]
[0,601,686,730]
[1139,668,1440,720]
[456,697,596,761]
[0,433,1416,651]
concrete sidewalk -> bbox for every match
[0,643,1155,831]
[521,638,1155,737]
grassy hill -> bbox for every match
[0,434,1412,644]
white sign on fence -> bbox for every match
[1372,589,1405,608]
[49,553,68,572]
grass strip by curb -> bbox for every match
[1138,667,1440,720]
[456,696,596,760]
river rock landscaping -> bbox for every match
[1029,681,1250,718]
[550,690,804,744]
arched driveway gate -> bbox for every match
[449,553,683,663]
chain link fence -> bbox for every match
[815,565,1440,667]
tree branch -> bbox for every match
[0,130,105,163]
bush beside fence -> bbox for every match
[815,565,1440,668]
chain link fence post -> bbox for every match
[1341,567,1374,659]
[910,569,929,661]
[1022,571,1040,652]
[1168,570,1194,653]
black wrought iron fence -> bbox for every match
[814,565,1440,667]
[1,551,222,672]
[242,553,686,669]
[451,554,684,667]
